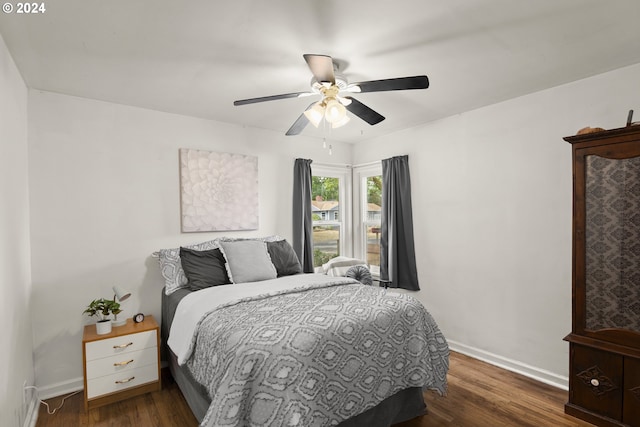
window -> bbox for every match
[353,163,382,276]
[363,175,382,275]
[311,165,351,268]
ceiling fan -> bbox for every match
[233,54,429,136]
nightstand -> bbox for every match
[82,315,161,410]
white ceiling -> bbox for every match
[2,0,640,143]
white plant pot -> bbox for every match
[96,319,112,335]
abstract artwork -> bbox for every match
[179,149,258,232]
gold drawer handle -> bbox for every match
[113,342,133,349]
[115,376,135,384]
[114,359,134,367]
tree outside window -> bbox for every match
[311,176,341,267]
[364,175,382,274]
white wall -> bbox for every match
[353,63,640,386]
[0,34,35,425]
[27,90,352,395]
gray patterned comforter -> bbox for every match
[186,280,449,427]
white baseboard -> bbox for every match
[37,377,84,400]
[447,340,569,390]
[24,394,39,427]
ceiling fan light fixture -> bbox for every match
[304,102,325,128]
[331,114,350,129]
[338,95,352,106]
[324,98,346,124]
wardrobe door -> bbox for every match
[624,357,640,426]
[570,345,622,422]
[580,148,640,339]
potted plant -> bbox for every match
[83,298,121,335]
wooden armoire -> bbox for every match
[564,125,640,427]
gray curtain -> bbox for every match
[292,158,315,272]
[381,155,420,290]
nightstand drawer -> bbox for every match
[86,363,158,399]
[86,347,158,380]
[85,329,156,361]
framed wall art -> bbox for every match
[179,148,258,232]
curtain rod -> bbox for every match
[312,160,381,169]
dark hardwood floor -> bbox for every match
[35,351,593,427]
[397,352,592,427]
[35,368,198,427]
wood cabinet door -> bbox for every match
[578,144,640,340]
[570,345,623,422]
[624,357,640,427]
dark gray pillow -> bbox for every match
[345,265,373,286]
[267,240,303,277]
[179,247,230,291]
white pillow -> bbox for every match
[322,256,367,277]
[218,240,278,283]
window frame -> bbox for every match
[352,162,382,277]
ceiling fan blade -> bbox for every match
[303,54,335,85]
[343,97,385,125]
[234,91,311,106]
[285,102,317,136]
[348,75,429,93]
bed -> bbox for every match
[156,237,449,427]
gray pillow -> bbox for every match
[345,265,373,286]
[219,240,278,283]
[267,240,302,277]
[179,247,230,291]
